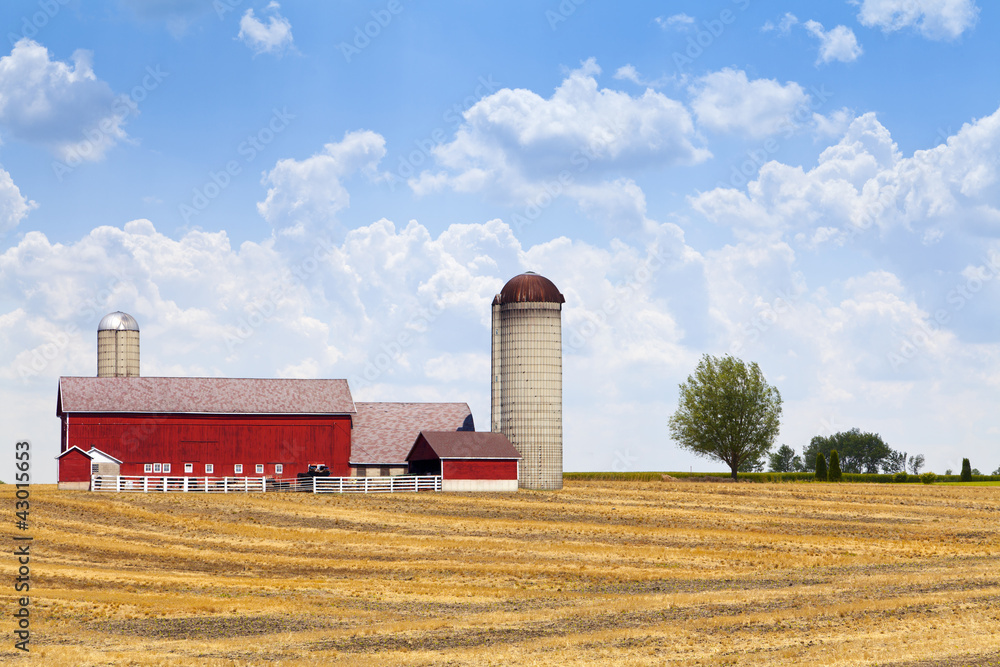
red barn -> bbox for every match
[56,377,355,486]
[406,431,520,492]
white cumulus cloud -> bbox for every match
[238,2,294,56]
[0,167,36,236]
[409,58,709,220]
[0,39,130,162]
[804,20,863,64]
[257,130,387,237]
[689,68,811,137]
[690,105,1000,245]
[613,64,642,85]
[655,13,695,30]
[856,0,979,40]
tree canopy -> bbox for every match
[668,354,782,480]
[802,428,892,474]
[768,444,802,473]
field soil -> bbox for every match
[2,480,999,666]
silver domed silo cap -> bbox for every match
[98,311,140,332]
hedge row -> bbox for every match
[562,471,1000,483]
[563,472,665,481]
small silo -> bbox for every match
[491,272,565,490]
[97,311,140,378]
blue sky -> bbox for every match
[2,0,999,483]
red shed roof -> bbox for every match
[350,402,473,465]
[57,377,356,415]
[407,431,521,460]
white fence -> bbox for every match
[91,474,442,494]
[313,475,442,493]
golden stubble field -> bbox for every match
[2,480,999,666]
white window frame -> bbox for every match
[275,464,283,474]
[255,464,264,474]
[205,463,214,474]
[144,463,153,473]
[163,463,171,473]
[184,463,193,473]
[234,464,243,474]
[153,463,162,473]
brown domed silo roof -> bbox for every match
[493,272,565,305]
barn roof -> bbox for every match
[408,431,521,460]
[57,377,356,415]
[349,402,474,465]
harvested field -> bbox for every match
[2,480,999,665]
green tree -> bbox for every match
[815,452,828,481]
[908,454,926,475]
[882,450,907,474]
[768,444,798,473]
[668,354,783,481]
[961,458,972,482]
[829,450,843,482]
[803,428,892,473]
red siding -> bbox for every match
[59,449,92,483]
[442,459,518,480]
[407,435,437,462]
[61,413,352,477]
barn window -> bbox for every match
[92,463,99,474]
[184,463,193,474]
[205,463,214,474]
[144,464,153,473]
[163,463,171,473]
[256,464,264,474]
[153,463,162,473]
[275,464,283,474]
[234,464,243,474]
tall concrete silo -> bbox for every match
[97,311,140,377]
[491,272,565,490]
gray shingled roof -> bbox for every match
[57,377,356,415]
[350,402,473,465]
[408,431,521,460]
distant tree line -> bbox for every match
[767,428,926,475]
[665,353,997,481]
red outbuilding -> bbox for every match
[56,377,355,486]
[406,431,520,492]
[350,402,474,477]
